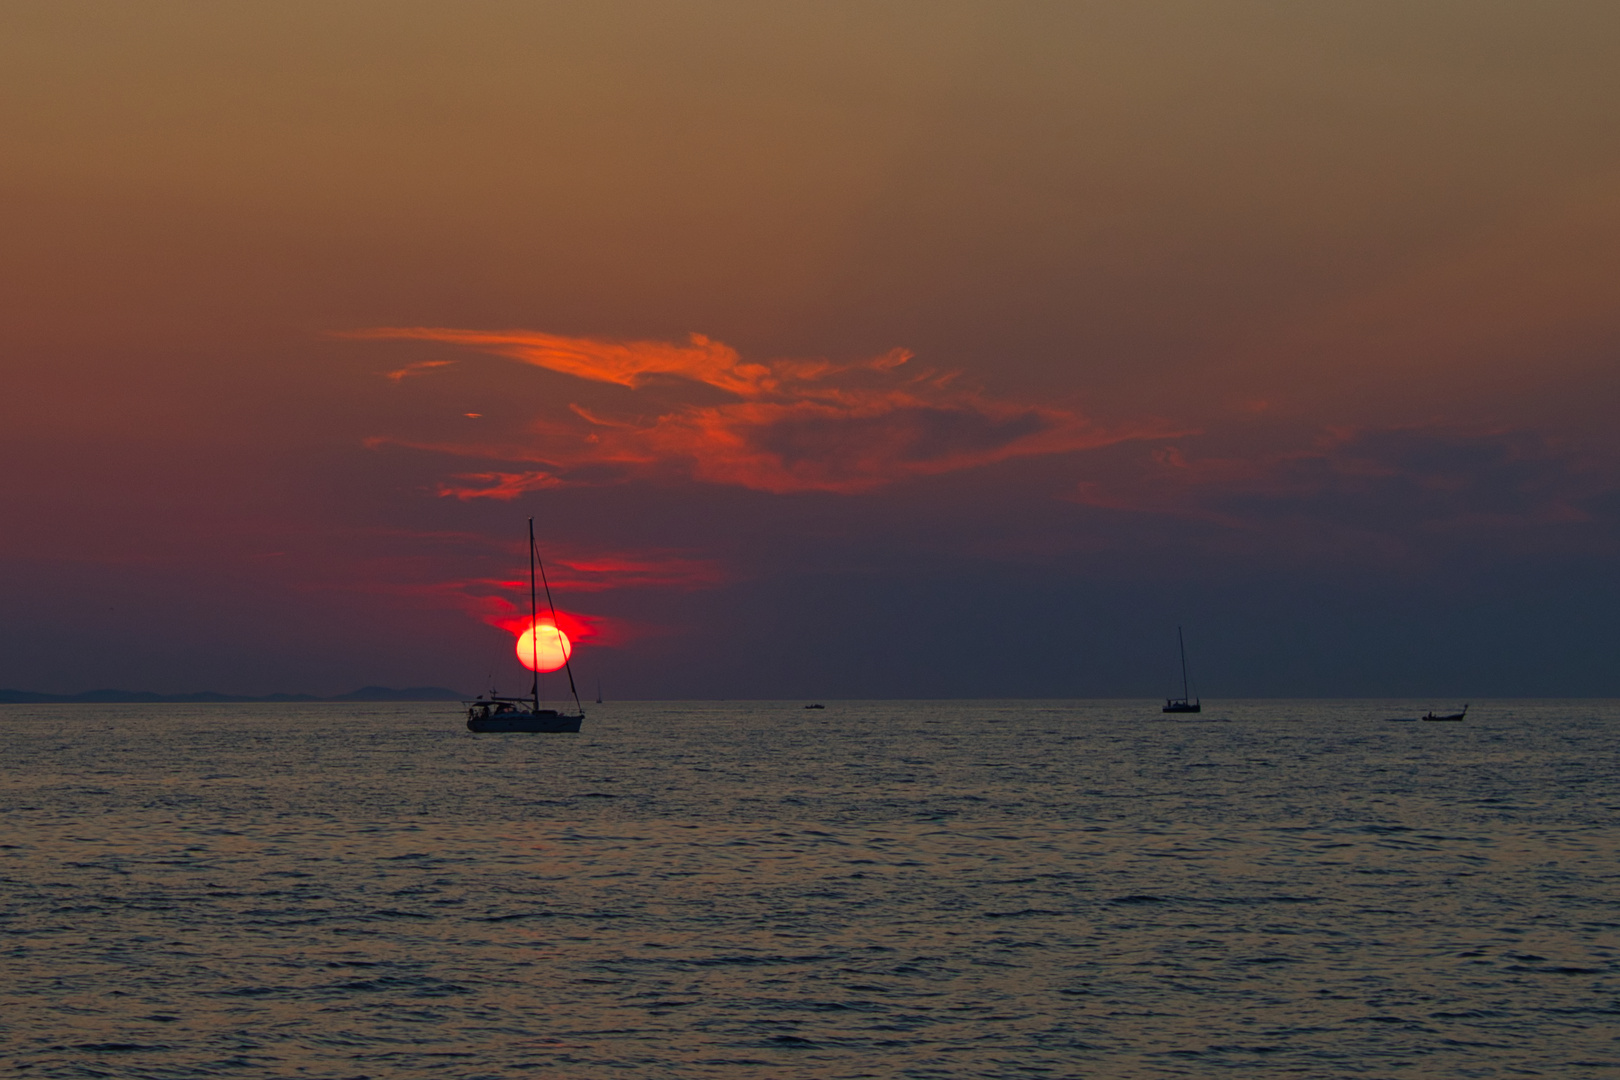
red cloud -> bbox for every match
[478,551,727,594]
[436,471,561,500]
[332,533,724,647]
[547,552,728,593]
[489,609,601,647]
[352,327,1182,494]
[348,326,909,398]
[362,578,631,648]
[384,359,457,382]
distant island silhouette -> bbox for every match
[0,685,465,704]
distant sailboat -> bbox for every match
[465,518,584,733]
[595,678,603,705]
[1163,626,1202,713]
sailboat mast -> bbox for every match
[529,517,539,712]
[1178,625,1190,702]
[534,531,584,716]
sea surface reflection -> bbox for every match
[2,699,1617,1077]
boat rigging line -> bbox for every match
[531,516,584,717]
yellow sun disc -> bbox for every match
[516,623,572,672]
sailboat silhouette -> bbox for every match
[464,518,585,733]
[1163,626,1201,713]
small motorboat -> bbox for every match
[804,703,825,709]
[1421,704,1468,722]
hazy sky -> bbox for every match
[4,1,1618,697]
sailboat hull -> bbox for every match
[467,711,583,733]
[1163,701,1202,713]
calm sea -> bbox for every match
[1,700,1617,1078]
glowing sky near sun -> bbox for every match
[2,2,1618,697]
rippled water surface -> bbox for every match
[2,699,1618,1078]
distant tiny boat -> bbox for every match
[1422,704,1468,722]
[466,518,584,734]
[1162,626,1201,713]
[595,678,603,705]
[804,703,825,709]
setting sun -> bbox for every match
[515,621,572,672]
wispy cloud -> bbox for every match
[383,359,457,382]
[352,327,1182,494]
[1072,425,1616,560]
[545,552,728,593]
[435,471,561,500]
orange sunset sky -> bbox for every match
[3,2,1618,697]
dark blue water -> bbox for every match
[2,700,1617,1077]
